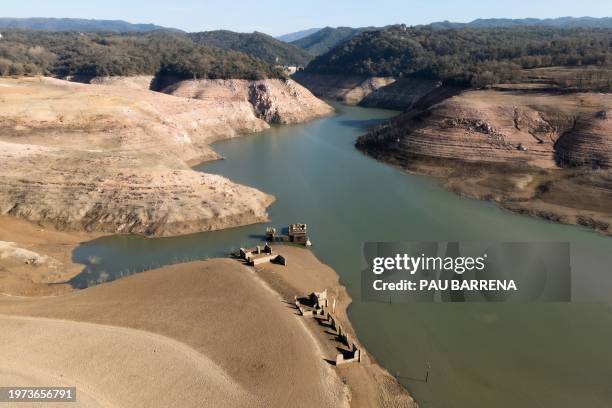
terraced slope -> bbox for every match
[357,88,612,234]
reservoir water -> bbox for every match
[73,103,612,407]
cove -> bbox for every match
[72,102,612,407]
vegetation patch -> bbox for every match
[306,25,611,89]
[0,30,285,80]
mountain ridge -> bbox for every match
[429,16,612,29]
[188,30,312,66]
[276,27,321,42]
[286,17,612,57]
[0,17,178,32]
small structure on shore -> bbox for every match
[238,243,287,266]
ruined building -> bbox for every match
[288,223,309,244]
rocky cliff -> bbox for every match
[160,78,333,124]
[0,76,330,236]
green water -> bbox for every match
[73,103,612,407]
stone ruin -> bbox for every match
[265,224,311,246]
[294,289,362,365]
[238,243,287,266]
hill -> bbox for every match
[0,17,176,32]
[276,28,321,42]
[429,16,612,29]
[0,30,283,79]
[291,26,375,56]
[291,18,612,57]
[188,30,312,66]
[304,25,612,88]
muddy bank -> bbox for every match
[357,87,612,235]
[0,76,331,237]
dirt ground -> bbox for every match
[357,86,612,236]
[0,76,330,237]
[256,245,417,408]
[0,216,101,296]
[0,256,349,408]
[0,235,416,407]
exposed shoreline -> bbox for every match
[357,146,612,238]
[0,76,332,238]
[0,237,416,407]
[355,86,612,237]
[253,245,416,407]
[0,215,103,296]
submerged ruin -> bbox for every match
[266,224,312,246]
[238,243,287,266]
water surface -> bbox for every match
[73,103,612,407]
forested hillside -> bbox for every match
[0,30,284,79]
[305,25,612,87]
[188,30,312,66]
[291,26,375,56]
[276,28,322,43]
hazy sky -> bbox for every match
[3,0,611,36]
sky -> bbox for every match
[2,0,611,36]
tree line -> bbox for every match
[305,26,612,88]
[0,30,285,80]
[188,30,312,66]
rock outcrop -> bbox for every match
[1,77,321,236]
[160,78,333,124]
